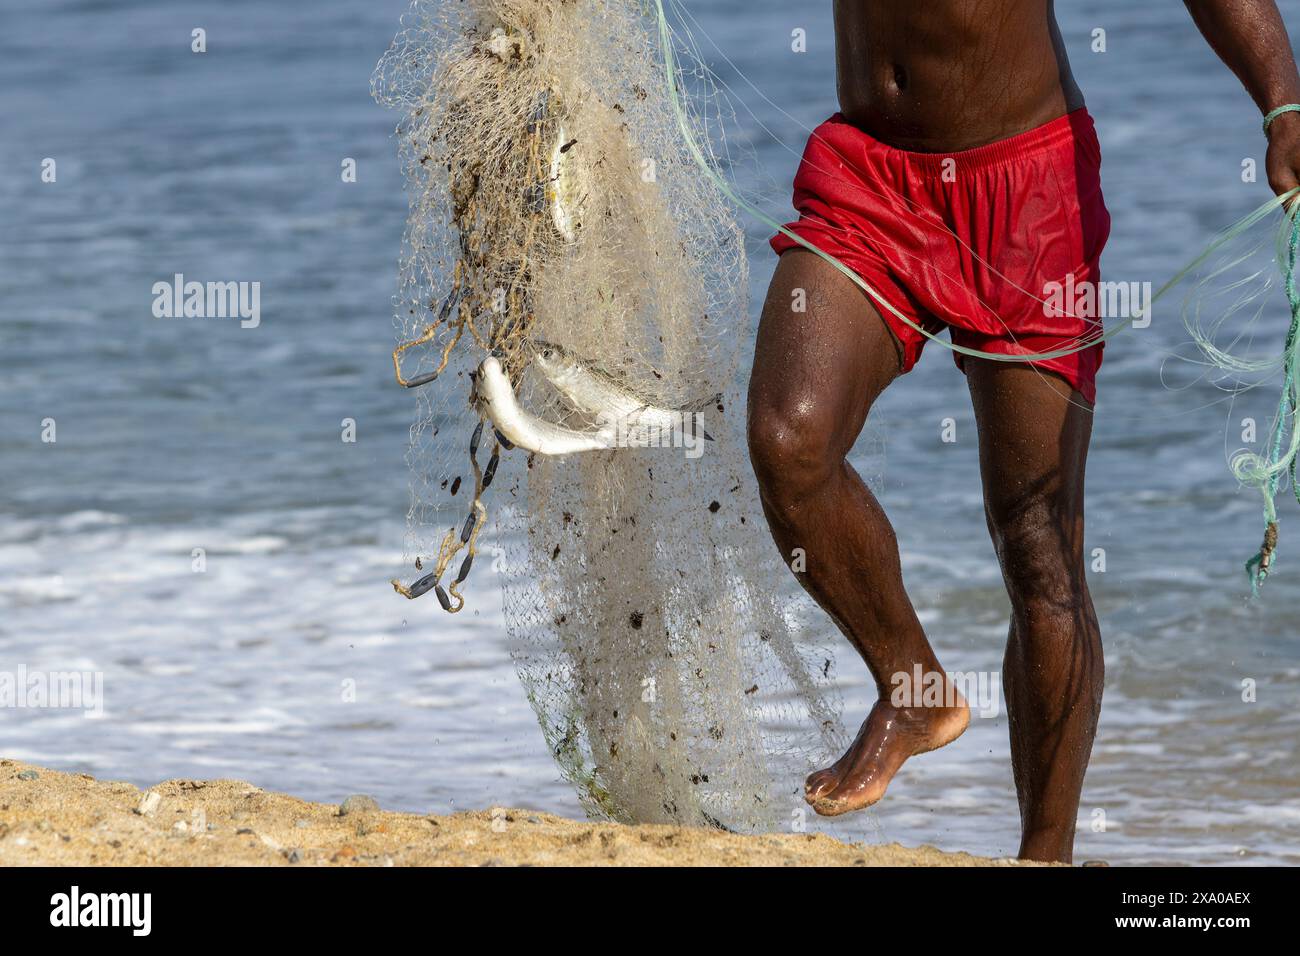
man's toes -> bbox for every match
[810,794,849,817]
[813,771,889,816]
[803,767,840,803]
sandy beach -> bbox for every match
[0,760,1044,867]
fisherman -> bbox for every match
[747,0,1300,862]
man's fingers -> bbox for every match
[1265,131,1300,201]
[1283,174,1300,209]
[1268,165,1300,204]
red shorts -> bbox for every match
[770,109,1110,403]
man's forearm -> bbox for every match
[1185,0,1300,113]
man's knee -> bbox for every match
[985,491,1087,627]
[747,400,838,511]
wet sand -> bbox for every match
[0,760,1043,866]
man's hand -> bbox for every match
[1184,0,1300,199]
[1266,110,1300,199]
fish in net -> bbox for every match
[372,0,846,829]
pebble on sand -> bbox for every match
[135,791,162,816]
[339,794,381,816]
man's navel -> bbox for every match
[890,63,909,93]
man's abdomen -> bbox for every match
[834,0,1084,152]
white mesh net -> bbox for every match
[373,0,846,830]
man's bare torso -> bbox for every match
[835,0,1084,150]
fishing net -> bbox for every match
[372,0,845,829]
[1169,199,1300,591]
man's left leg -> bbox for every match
[966,359,1103,864]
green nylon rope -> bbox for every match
[1264,102,1300,132]
[1242,205,1300,593]
[651,0,1300,590]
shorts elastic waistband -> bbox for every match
[829,107,1097,173]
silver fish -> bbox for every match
[531,340,715,442]
[548,123,584,242]
[476,356,614,456]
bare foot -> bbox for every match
[805,690,970,816]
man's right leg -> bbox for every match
[747,249,969,817]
